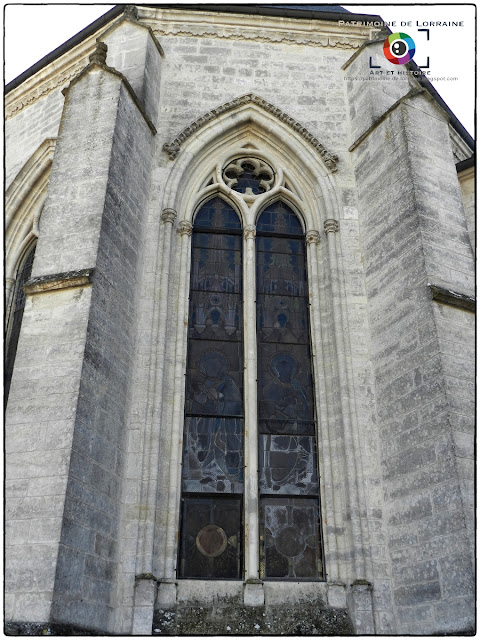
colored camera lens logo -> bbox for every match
[383,32,416,65]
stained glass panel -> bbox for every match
[256,201,303,235]
[194,197,242,231]
[179,496,242,579]
[259,498,322,580]
[257,294,309,344]
[259,435,318,495]
[182,417,244,493]
[180,198,244,579]
[257,343,314,430]
[185,341,243,417]
[256,201,323,580]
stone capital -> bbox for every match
[324,219,339,234]
[244,225,256,240]
[161,208,177,225]
[178,221,193,236]
[306,229,321,245]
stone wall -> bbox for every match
[347,42,474,635]
[4,6,475,636]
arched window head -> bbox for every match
[5,242,36,405]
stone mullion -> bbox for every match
[243,224,260,585]
[305,230,340,581]
[163,221,193,583]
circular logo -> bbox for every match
[383,32,416,65]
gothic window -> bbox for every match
[256,201,323,580]
[177,161,324,582]
[5,242,36,404]
[179,197,244,579]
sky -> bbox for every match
[4,3,475,136]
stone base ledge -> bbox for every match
[24,268,94,294]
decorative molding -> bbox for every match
[151,26,366,50]
[24,268,94,294]
[306,230,321,245]
[428,283,475,312]
[244,225,256,240]
[178,221,193,236]
[6,60,87,119]
[324,219,339,234]
[163,94,338,171]
[161,208,177,224]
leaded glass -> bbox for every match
[257,344,315,431]
[259,498,322,580]
[185,341,243,416]
[259,435,318,495]
[257,294,309,344]
[194,197,242,231]
[180,198,244,579]
[179,496,242,579]
[256,201,303,235]
[182,417,244,493]
[256,201,323,580]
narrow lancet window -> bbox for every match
[179,197,244,579]
[5,242,36,404]
[256,201,323,580]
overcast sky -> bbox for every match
[4,3,475,136]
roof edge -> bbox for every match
[5,5,124,94]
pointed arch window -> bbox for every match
[179,197,244,579]
[5,242,36,404]
[256,201,323,580]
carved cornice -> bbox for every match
[163,94,338,171]
[153,26,361,50]
[244,225,256,240]
[324,219,339,234]
[306,230,321,245]
[141,7,372,50]
[6,59,88,119]
[161,208,177,224]
[178,221,193,236]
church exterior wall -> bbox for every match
[5,6,474,636]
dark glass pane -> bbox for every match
[185,341,243,417]
[194,197,241,231]
[258,343,314,428]
[257,294,309,344]
[5,244,36,404]
[191,242,242,294]
[259,435,317,495]
[189,292,242,342]
[256,244,307,297]
[182,417,244,493]
[179,497,242,579]
[180,199,244,579]
[260,498,322,580]
[257,201,303,235]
